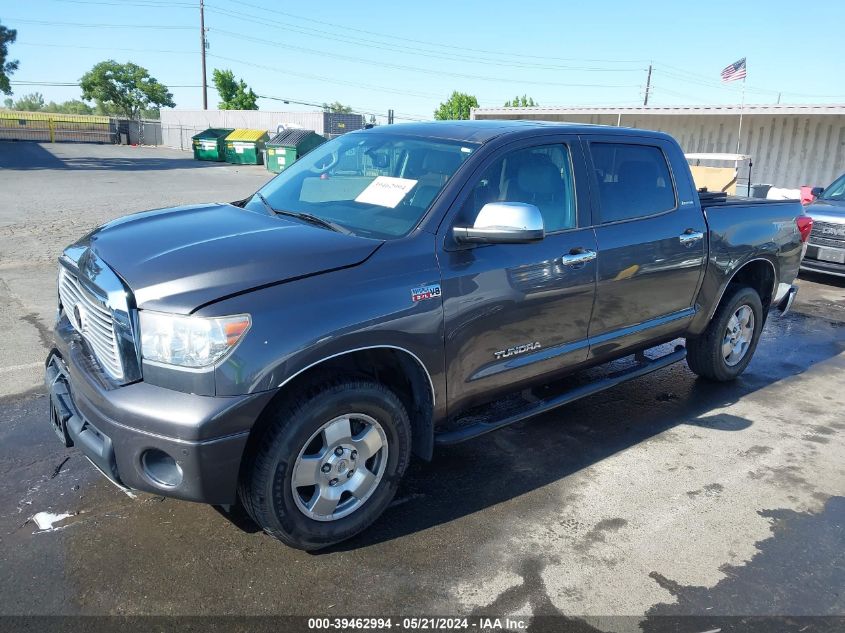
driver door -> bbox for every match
[439,136,597,412]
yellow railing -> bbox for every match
[0,110,114,143]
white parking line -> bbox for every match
[0,361,43,375]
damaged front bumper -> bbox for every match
[45,318,276,504]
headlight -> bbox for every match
[139,311,251,368]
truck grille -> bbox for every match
[58,266,124,380]
[809,221,845,247]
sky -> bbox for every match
[3,0,844,123]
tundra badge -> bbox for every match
[494,342,542,360]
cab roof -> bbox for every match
[356,119,673,144]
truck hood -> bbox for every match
[806,198,845,223]
[70,203,383,313]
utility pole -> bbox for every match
[200,0,208,110]
[643,63,652,106]
[388,109,394,125]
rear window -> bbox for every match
[591,143,676,223]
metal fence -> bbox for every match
[0,110,116,143]
[160,123,208,151]
[116,119,162,146]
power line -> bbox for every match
[7,18,195,29]
[205,52,441,99]
[258,94,426,122]
[205,7,643,74]
[210,0,649,65]
[35,0,196,7]
[653,64,845,100]
[16,41,196,55]
[10,80,207,88]
[208,29,642,89]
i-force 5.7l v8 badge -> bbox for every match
[411,283,442,302]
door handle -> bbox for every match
[679,229,704,246]
[560,248,597,266]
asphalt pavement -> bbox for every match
[0,141,843,630]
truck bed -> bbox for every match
[698,190,800,208]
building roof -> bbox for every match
[472,104,845,117]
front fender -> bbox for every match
[200,233,447,419]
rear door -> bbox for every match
[583,135,706,358]
[439,135,597,412]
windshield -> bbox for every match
[251,132,478,239]
[819,174,845,201]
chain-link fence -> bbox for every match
[160,123,207,151]
[116,119,162,146]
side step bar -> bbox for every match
[435,346,687,446]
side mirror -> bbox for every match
[811,187,824,198]
[453,202,545,244]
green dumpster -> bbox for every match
[265,129,327,173]
[191,128,233,161]
[224,128,269,165]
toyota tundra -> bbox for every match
[46,121,811,549]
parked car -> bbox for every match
[800,173,845,277]
[46,121,810,550]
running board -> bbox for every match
[434,346,687,445]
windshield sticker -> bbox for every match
[354,176,418,208]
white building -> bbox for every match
[471,104,845,189]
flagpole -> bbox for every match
[735,75,746,155]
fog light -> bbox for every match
[141,449,183,488]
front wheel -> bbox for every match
[239,380,411,550]
[686,285,764,381]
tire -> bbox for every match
[686,285,764,382]
[239,379,411,550]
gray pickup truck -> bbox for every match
[801,172,845,277]
[46,121,811,550]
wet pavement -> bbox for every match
[1,289,843,625]
[0,143,843,628]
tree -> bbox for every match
[0,20,18,95]
[504,94,538,107]
[212,68,258,110]
[322,101,353,114]
[2,97,12,109]
[13,92,45,111]
[434,91,479,120]
[80,60,174,120]
[43,99,94,115]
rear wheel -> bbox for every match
[686,285,764,381]
[239,380,411,550]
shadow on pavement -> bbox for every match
[798,269,845,289]
[641,495,844,627]
[215,310,844,552]
[0,141,224,171]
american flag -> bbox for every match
[721,58,747,83]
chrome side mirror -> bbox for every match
[453,202,545,244]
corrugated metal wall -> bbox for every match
[159,110,364,151]
[472,111,845,188]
